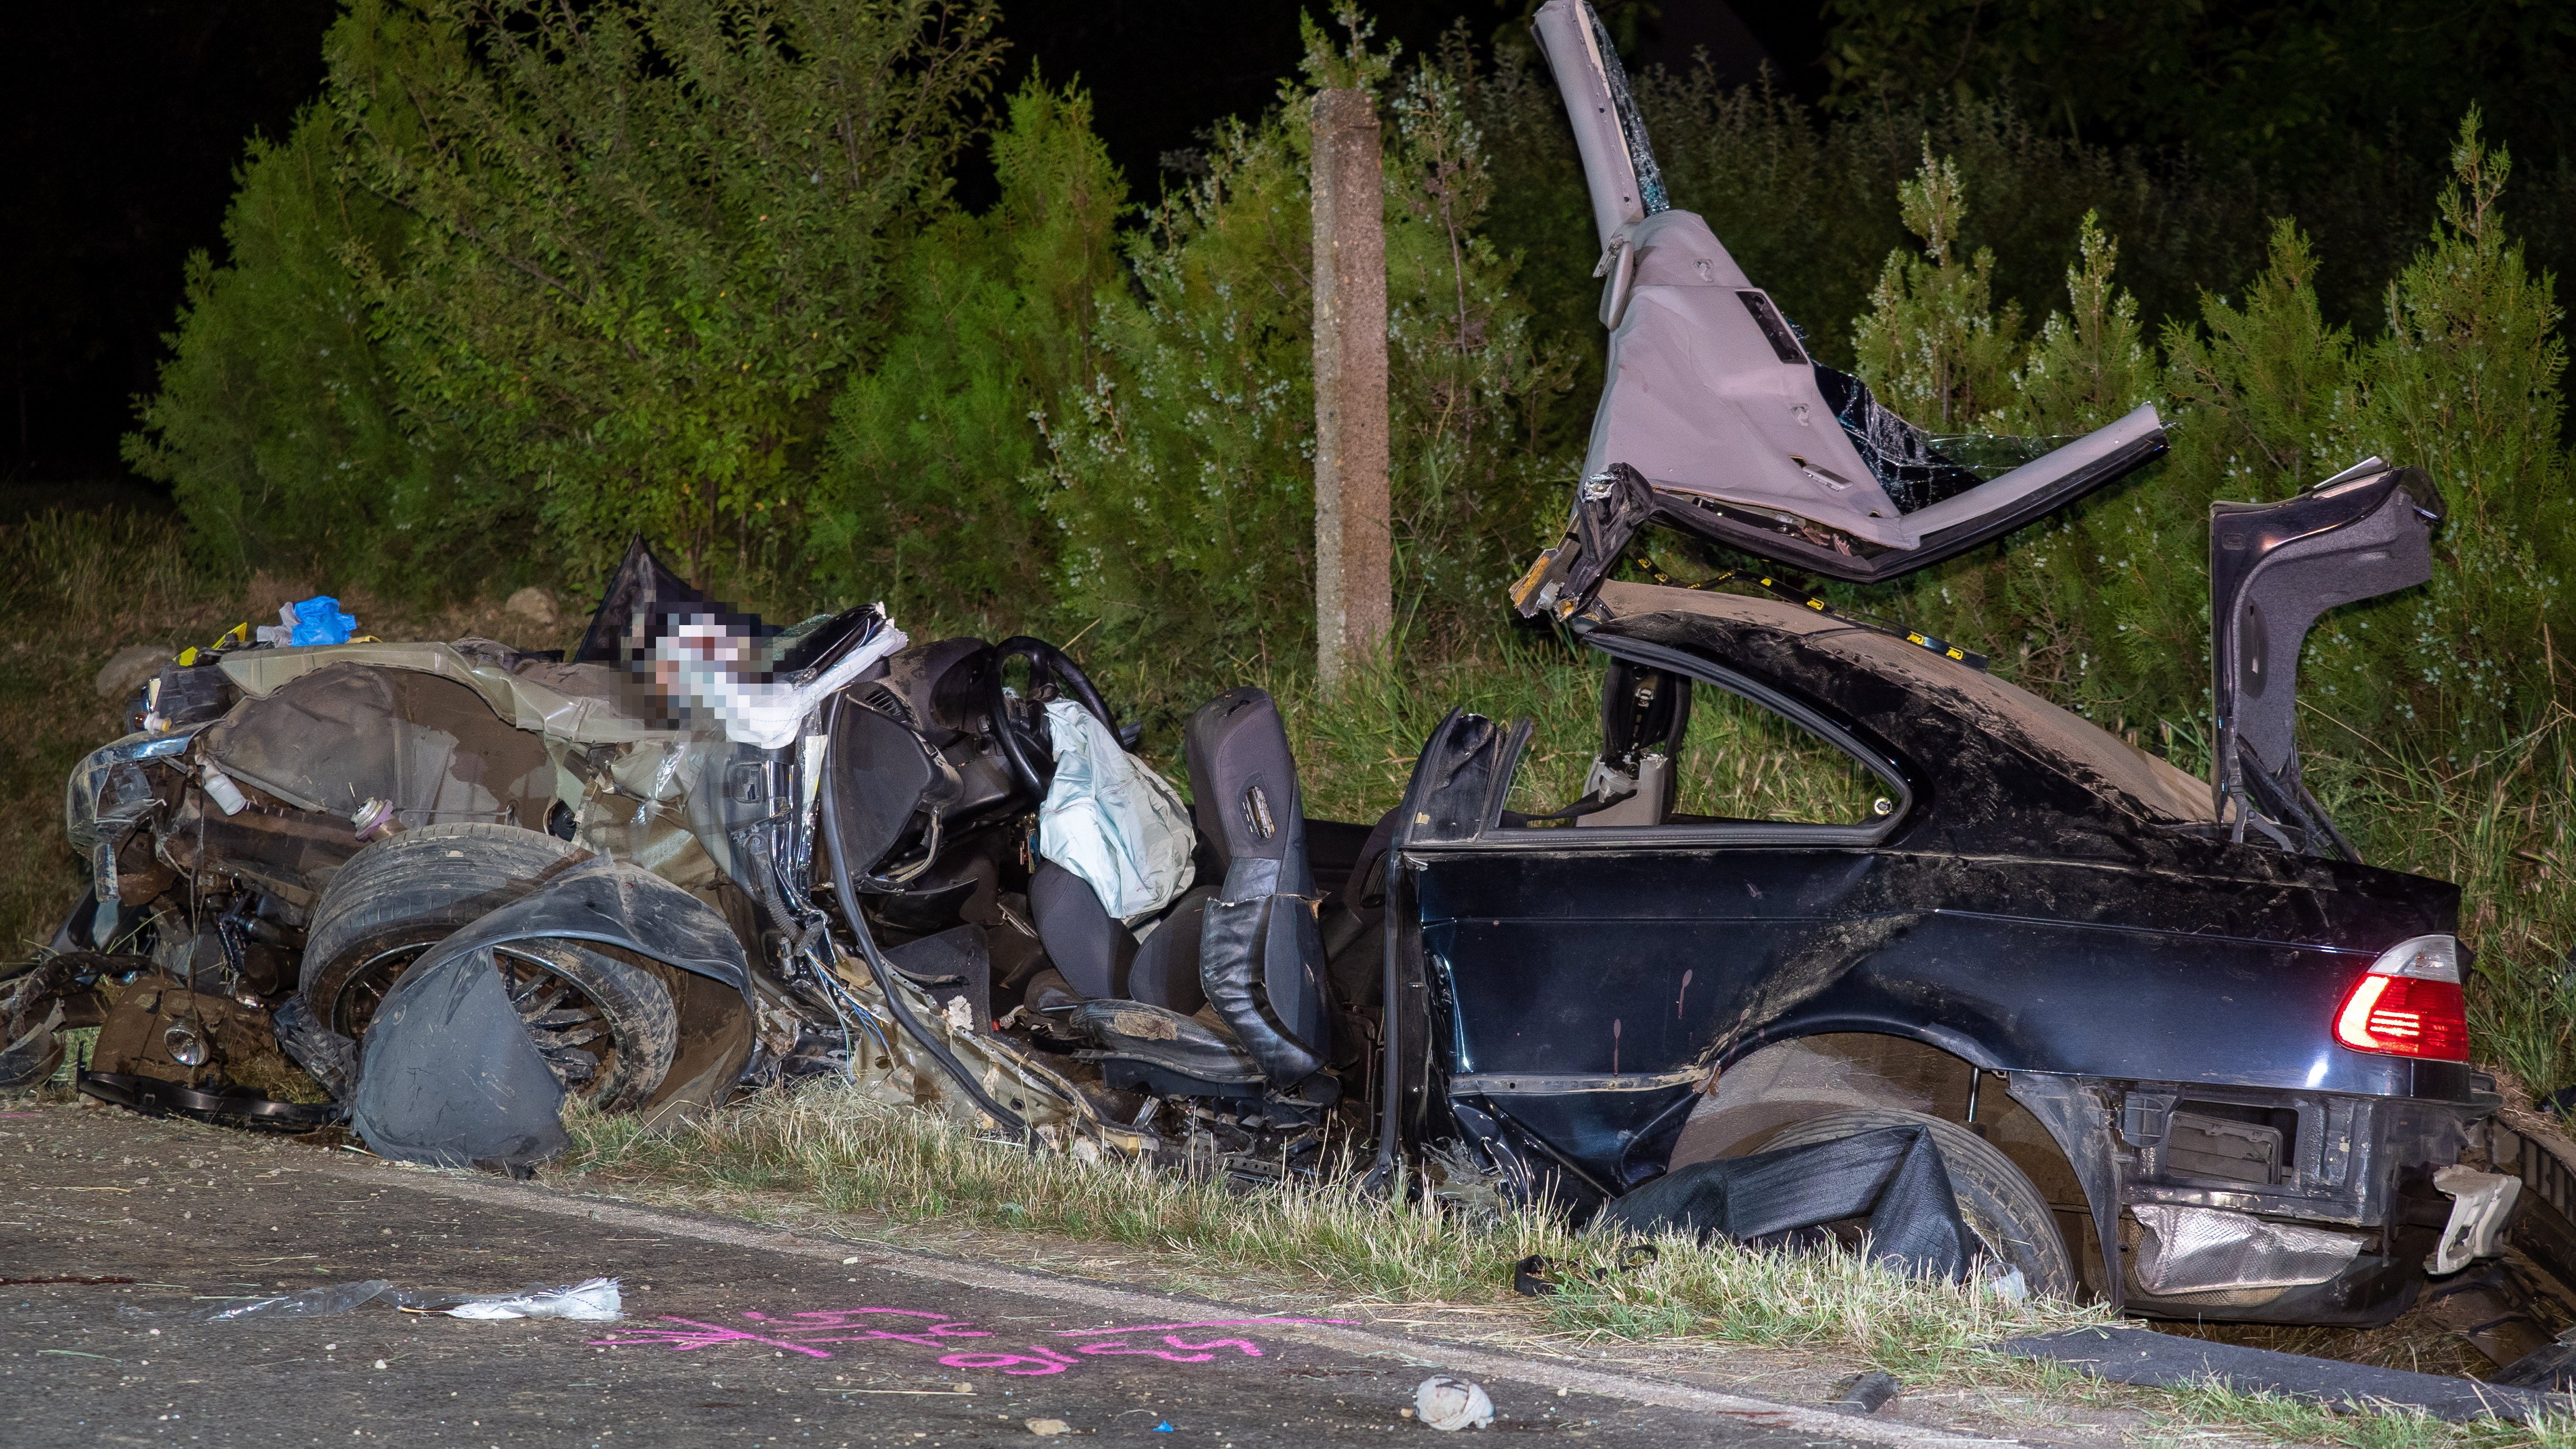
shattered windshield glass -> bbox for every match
[1808,365,2069,514]
[1586,4,1669,217]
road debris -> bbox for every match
[1413,1375,1493,1431]
[441,1278,622,1321]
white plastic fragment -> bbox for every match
[189,1279,396,1322]
[1413,1376,1494,1431]
[200,762,248,816]
[1979,1261,2029,1304]
[2431,1165,2522,1275]
[443,1277,623,1321]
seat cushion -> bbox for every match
[1126,886,1211,1016]
[1028,859,1135,1001]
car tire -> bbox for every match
[1758,1106,2075,1301]
[300,822,677,1111]
[481,939,680,1112]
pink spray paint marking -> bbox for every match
[938,1345,1081,1376]
[743,1307,993,1351]
[588,1316,837,1358]
[589,1308,1354,1379]
[1074,1335,1264,1363]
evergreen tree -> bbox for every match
[812,79,1127,629]
[334,0,1002,594]
[1851,145,2024,430]
[2334,114,2572,748]
[122,99,465,589]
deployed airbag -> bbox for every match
[1036,699,1195,923]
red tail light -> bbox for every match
[2333,934,2469,1062]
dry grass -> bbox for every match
[557,1083,2098,1355]
[1,509,207,953]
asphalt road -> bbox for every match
[0,1101,1957,1449]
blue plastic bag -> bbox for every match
[287,596,357,647]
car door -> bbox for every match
[1388,634,1916,1211]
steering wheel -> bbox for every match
[985,636,1118,800]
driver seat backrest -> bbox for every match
[1177,687,1327,1085]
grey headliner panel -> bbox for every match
[1579,208,2169,552]
[1580,211,1917,548]
[1532,0,1651,249]
[1905,404,2166,536]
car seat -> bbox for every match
[1177,687,1329,1086]
[1028,687,1330,1095]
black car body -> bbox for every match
[1376,577,2500,1320]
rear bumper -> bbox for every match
[2009,1070,2497,1324]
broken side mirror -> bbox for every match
[2209,459,2445,858]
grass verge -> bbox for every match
[558,1083,2576,1448]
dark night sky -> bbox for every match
[0,1,1821,496]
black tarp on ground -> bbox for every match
[346,855,753,1171]
[347,945,569,1171]
[2008,1325,2576,1424]
[1594,1124,1983,1281]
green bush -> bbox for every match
[337,0,1004,598]
[121,100,464,589]
[810,79,1127,630]
[1841,115,2572,768]
[1033,17,1567,713]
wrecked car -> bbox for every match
[1460,0,2566,1335]
[4,0,2569,1365]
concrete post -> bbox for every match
[1310,88,1391,694]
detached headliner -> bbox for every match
[1587,581,2217,826]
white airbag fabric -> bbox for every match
[1037,700,1196,923]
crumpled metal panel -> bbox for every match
[218,641,676,745]
[63,727,198,899]
[2132,1204,2367,1295]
